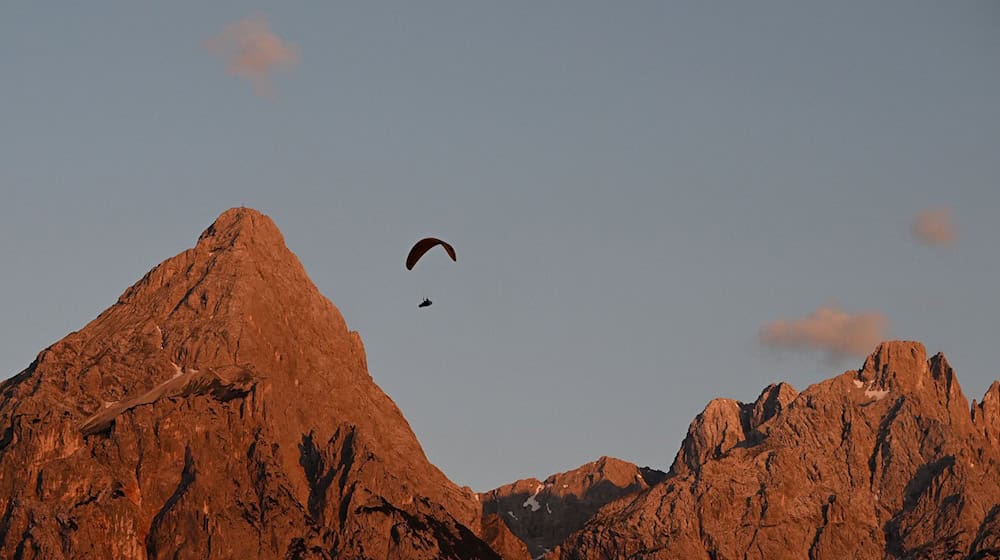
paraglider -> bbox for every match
[406,237,455,308]
[405,237,456,270]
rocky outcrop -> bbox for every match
[0,208,497,559]
[972,381,1000,446]
[556,341,1000,559]
[481,514,532,560]
[670,382,797,476]
[481,456,665,558]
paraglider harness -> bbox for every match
[418,298,433,308]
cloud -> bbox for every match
[206,15,300,97]
[759,305,887,360]
[912,207,955,247]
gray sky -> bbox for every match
[2,2,998,490]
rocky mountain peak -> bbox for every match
[858,340,928,390]
[972,381,1000,445]
[854,341,969,426]
[196,207,285,250]
[670,381,798,476]
[750,382,797,429]
[982,381,1000,407]
[0,208,494,559]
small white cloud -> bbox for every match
[759,305,887,361]
[206,15,300,97]
[912,207,955,247]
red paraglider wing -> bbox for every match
[406,238,456,270]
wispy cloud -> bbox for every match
[912,207,955,247]
[759,305,887,361]
[206,15,300,97]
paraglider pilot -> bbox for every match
[406,237,455,309]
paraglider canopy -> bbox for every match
[405,237,456,270]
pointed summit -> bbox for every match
[860,340,928,388]
[196,207,287,252]
[853,341,970,421]
[0,208,497,559]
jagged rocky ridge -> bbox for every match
[481,456,666,559]
[554,341,1000,559]
[0,208,497,559]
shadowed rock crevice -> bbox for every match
[901,455,956,513]
[969,506,1000,559]
[146,446,197,559]
[868,396,906,486]
[356,498,500,560]
[298,428,357,528]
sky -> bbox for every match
[2,2,998,491]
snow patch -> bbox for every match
[507,511,518,520]
[523,484,543,512]
[865,388,890,400]
[852,378,889,400]
[546,503,552,514]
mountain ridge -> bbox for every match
[553,340,1000,559]
[481,456,666,558]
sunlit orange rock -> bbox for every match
[0,208,497,559]
[482,456,665,558]
[556,341,1000,559]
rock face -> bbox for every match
[0,208,498,559]
[670,382,798,477]
[556,341,1000,559]
[481,457,665,558]
[480,514,532,560]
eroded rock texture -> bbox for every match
[0,208,497,559]
[482,456,665,558]
[555,341,1000,559]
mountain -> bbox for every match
[0,208,498,559]
[6,209,999,560]
[481,456,666,558]
[555,341,1000,559]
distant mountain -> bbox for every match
[555,341,1000,559]
[0,208,497,559]
[481,456,665,558]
